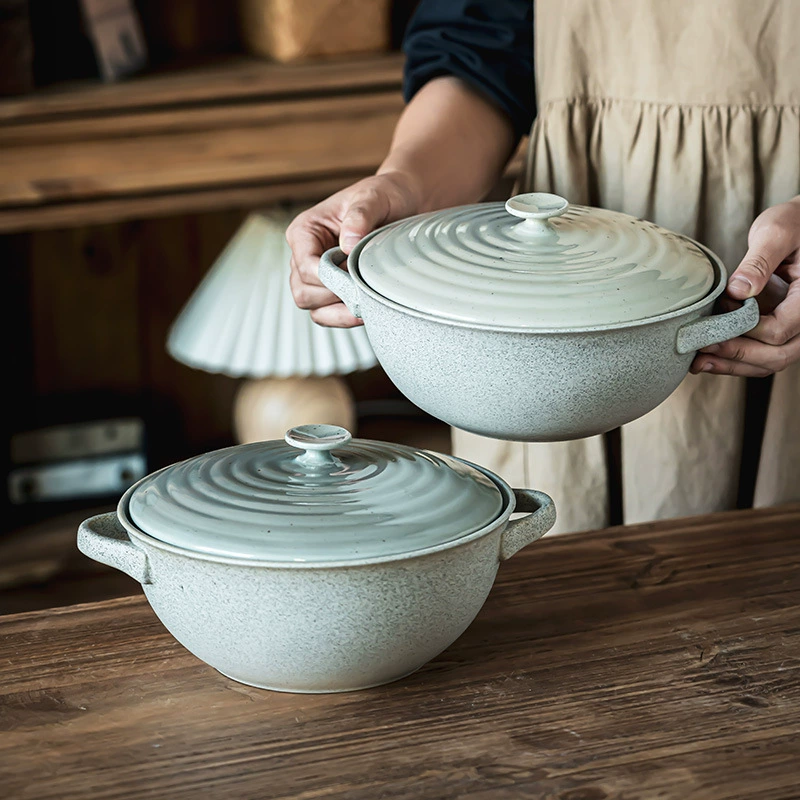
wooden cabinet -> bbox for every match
[0,53,406,232]
[0,52,407,449]
[0,35,521,607]
[0,53,409,594]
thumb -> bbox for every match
[339,192,389,253]
[728,220,787,300]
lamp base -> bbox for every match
[233,376,356,444]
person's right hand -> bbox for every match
[286,170,422,327]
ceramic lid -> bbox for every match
[356,193,716,328]
[125,424,505,563]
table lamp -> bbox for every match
[166,207,378,443]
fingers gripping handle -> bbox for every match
[676,297,759,354]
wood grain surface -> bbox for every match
[2,503,799,800]
[0,54,405,233]
[0,54,405,122]
[0,93,404,205]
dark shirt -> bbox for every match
[402,0,535,141]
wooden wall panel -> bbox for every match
[15,205,348,468]
[135,210,245,462]
[1,232,33,411]
[18,211,246,467]
[134,0,240,64]
[28,223,141,397]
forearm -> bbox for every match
[378,76,517,213]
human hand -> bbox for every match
[691,196,800,377]
[286,170,422,327]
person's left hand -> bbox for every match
[691,196,800,377]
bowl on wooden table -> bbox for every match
[77,424,555,693]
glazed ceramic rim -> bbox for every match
[116,456,518,570]
[350,229,728,334]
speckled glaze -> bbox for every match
[319,246,759,442]
[77,471,555,693]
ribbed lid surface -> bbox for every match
[126,425,505,562]
[356,193,716,328]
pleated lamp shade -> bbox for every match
[166,209,378,378]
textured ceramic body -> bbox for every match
[319,247,760,442]
[77,474,555,693]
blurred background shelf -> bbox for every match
[0,53,407,233]
[0,52,406,120]
[0,0,519,614]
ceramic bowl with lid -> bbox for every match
[319,193,760,441]
[77,424,556,693]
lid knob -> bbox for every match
[505,193,569,237]
[285,424,352,468]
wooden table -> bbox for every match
[2,504,800,799]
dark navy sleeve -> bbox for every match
[402,0,535,140]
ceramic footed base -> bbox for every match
[215,665,423,694]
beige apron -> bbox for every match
[454,0,800,534]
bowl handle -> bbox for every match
[77,512,151,585]
[675,297,759,355]
[499,489,556,561]
[319,247,362,318]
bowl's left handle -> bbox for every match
[318,247,362,318]
[675,296,759,354]
[77,513,152,585]
[499,490,556,561]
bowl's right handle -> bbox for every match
[675,297,759,354]
[499,490,556,561]
[77,512,151,585]
[319,247,362,318]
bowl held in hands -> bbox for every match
[319,193,759,441]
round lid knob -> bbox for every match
[285,424,352,468]
[125,427,505,563]
[285,424,352,450]
[355,194,717,329]
[505,192,569,221]
[504,193,570,239]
